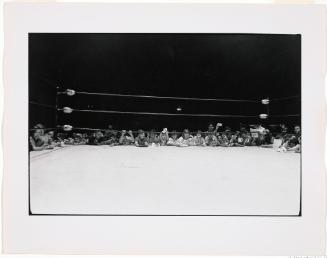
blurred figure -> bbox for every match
[135,130,149,147]
[177,129,193,147]
[29,124,54,151]
[229,132,244,147]
[148,129,160,146]
[88,130,106,145]
[192,130,206,146]
[205,122,222,136]
[104,124,118,145]
[278,126,301,152]
[167,131,179,146]
[119,130,135,145]
[205,132,218,147]
[159,128,169,146]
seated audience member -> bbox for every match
[159,128,169,146]
[119,130,135,145]
[224,127,233,140]
[205,132,218,146]
[29,124,54,151]
[216,134,224,146]
[275,124,288,139]
[287,136,301,153]
[177,129,193,147]
[148,129,160,146]
[135,130,149,147]
[236,131,245,146]
[219,133,230,147]
[259,129,274,147]
[88,130,106,145]
[167,131,179,146]
[47,130,63,147]
[192,130,206,146]
[72,133,88,145]
[229,132,244,147]
[104,124,118,145]
[278,125,301,152]
[243,133,254,146]
[205,122,222,136]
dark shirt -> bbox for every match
[135,136,148,146]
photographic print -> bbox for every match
[29,33,301,216]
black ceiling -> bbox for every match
[29,33,301,130]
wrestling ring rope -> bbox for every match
[29,87,301,133]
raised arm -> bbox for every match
[119,130,126,144]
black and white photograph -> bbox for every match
[28,33,301,216]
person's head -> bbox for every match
[294,125,301,134]
[196,130,202,138]
[138,130,145,139]
[183,129,190,139]
[95,130,103,139]
[32,125,44,139]
[281,124,288,133]
[171,131,178,140]
[208,124,214,132]
[47,131,54,140]
[33,123,45,136]
[35,123,45,129]
[33,129,42,139]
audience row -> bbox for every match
[29,123,301,152]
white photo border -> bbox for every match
[3,3,326,255]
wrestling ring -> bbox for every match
[29,84,301,216]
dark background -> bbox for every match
[29,33,301,132]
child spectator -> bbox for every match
[219,133,230,147]
[260,129,273,147]
[177,129,193,147]
[103,124,118,145]
[205,123,222,136]
[205,132,218,146]
[148,129,160,146]
[167,131,179,146]
[236,131,245,146]
[29,124,54,151]
[244,133,254,146]
[135,130,149,147]
[119,130,135,145]
[288,136,301,153]
[192,130,206,146]
[72,133,88,145]
[88,130,106,145]
[229,132,244,147]
[278,126,301,152]
[159,128,169,146]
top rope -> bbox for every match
[58,90,260,103]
